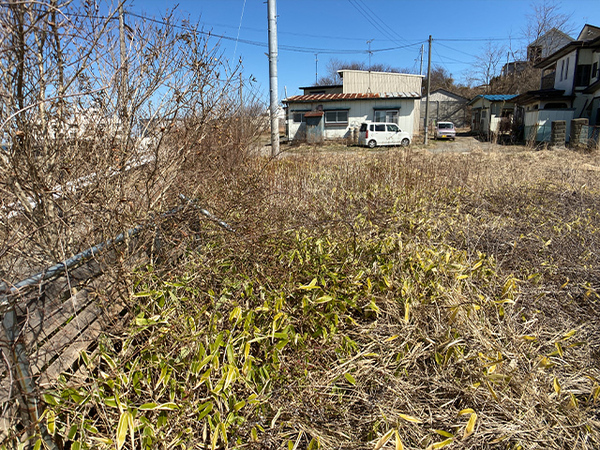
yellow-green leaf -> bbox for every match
[538,356,554,368]
[234,400,246,411]
[426,438,454,449]
[344,373,356,385]
[46,409,55,435]
[463,413,477,439]
[458,408,474,416]
[521,335,537,341]
[139,402,158,410]
[562,329,576,340]
[555,342,564,357]
[395,430,403,450]
[299,278,320,290]
[313,295,333,304]
[553,377,561,394]
[116,411,130,450]
[434,430,454,438]
[399,413,423,424]
[373,429,394,450]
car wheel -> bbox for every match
[368,140,376,149]
[401,138,410,147]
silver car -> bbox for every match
[435,122,456,140]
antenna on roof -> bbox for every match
[366,39,373,69]
[367,39,373,93]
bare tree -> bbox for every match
[0,3,268,441]
[468,41,506,92]
[429,66,455,92]
[522,0,575,45]
[0,1,260,277]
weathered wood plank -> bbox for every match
[37,301,127,388]
[29,299,102,377]
[23,290,93,350]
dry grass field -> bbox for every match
[37,144,600,450]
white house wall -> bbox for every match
[554,52,576,95]
[287,98,419,141]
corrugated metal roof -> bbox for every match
[482,94,518,101]
[468,94,518,105]
[283,92,421,103]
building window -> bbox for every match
[324,110,348,125]
[592,62,598,79]
[374,109,398,123]
[560,60,565,81]
[292,112,306,123]
[575,65,591,87]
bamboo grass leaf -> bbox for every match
[398,413,423,424]
[463,413,477,439]
[373,429,394,450]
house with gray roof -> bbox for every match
[420,88,469,128]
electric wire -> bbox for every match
[347,0,405,48]
[355,0,411,45]
[233,0,247,59]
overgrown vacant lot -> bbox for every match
[47,146,600,449]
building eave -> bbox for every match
[283,92,421,104]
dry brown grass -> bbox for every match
[38,144,600,450]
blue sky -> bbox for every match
[127,0,600,101]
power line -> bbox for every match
[436,41,480,58]
[122,11,422,55]
[436,37,527,42]
[233,0,247,59]
[355,0,411,45]
[347,0,406,48]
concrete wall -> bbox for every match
[340,70,423,94]
[524,108,576,142]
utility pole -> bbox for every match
[315,53,319,85]
[420,44,424,76]
[267,0,279,157]
[424,35,432,145]
[118,2,128,124]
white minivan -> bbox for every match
[358,122,411,148]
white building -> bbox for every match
[468,95,518,138]
[514,24,600,142]
[283,70,422,143]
